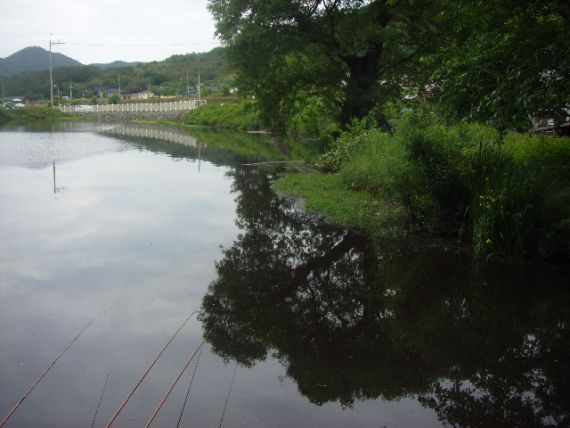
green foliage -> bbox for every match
[0,108,11,124]
[108,94,120,104]
[501,133,570,258]
[311,120,370,172]
[274,172,406,233]
[429,1,570,130]
[339,129,431,229]
[1,47,231,101]
[305,107,570,260]
[0,106,67,122]
[286,95,340,140]
[209,0,442,127]
[185,100,262,130]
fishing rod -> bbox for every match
[143,331,211,428]
[217,361,239,428]
[0,310,105,428]
[176,345,203,428]
[104,310,197,428]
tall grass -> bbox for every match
[317,111,570,260]
[186,99,262,130]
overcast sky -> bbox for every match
[0,0,220,64]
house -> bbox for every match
[122,90,154,100]
[81,87,120,98]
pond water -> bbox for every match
[0,122,568,428]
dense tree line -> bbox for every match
[209,0,570,131]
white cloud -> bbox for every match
[0,0,219,63]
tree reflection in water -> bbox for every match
[200,167,570,427]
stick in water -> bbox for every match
[104,311,197,428]
[0,310,105,428]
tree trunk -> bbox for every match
[338,2,392,126]
[340,45,383,126]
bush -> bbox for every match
[317,107,570,260]
[312,120,369,172]
[0,108,11,125]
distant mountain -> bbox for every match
[0,46,82,77]
[89,60,143,70]
[2,47,230,100]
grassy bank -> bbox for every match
[277,112,570,261]
[0,106,72,124]
[185,99,262,130]
[274,172,407,235]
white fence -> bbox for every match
[58,99,206,114]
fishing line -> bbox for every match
[0,310,106,428]
[104,310,198,428]
[144,331,211,428]
[176,345,204,428]
[217,361,239,428]
[90,371,111,428]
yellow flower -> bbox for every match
[485,238,492,245]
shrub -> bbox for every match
[309,106,570,260]
[0,108,11,124]
[312,120,369,172]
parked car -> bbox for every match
[3,100,25,109]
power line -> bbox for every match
[66,42,218,48]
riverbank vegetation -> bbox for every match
[278,111,570,260]
[0,106,69,124]
[186,99,262,130]
[206,0,569,261]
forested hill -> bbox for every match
[0,46,81,77]
[2,47,231,100]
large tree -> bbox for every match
[430,0,570,131]
[208,0,440,128]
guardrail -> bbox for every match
[58,99,206,114]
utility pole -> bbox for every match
[186,67,190,98]
[197,71,201,100]
[49,38,65,106]
[69,80,72,101]
[117,75,121,98]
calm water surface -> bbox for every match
[0,123,568,428]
